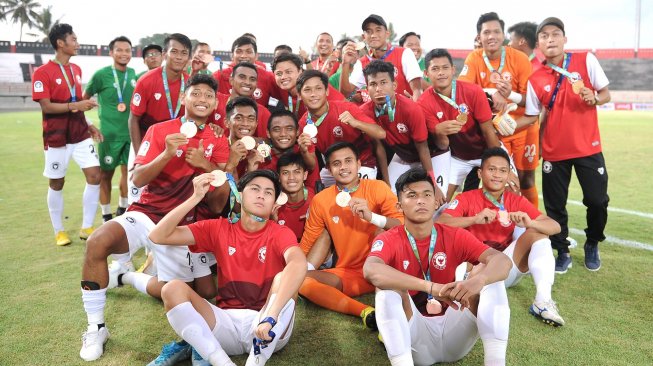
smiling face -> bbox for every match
[267,115,297,150]
[298,76,328,112]
[479,20,505,54]
[227,105,257,139]
[403,35,422,60]
[479,156,510,193]
[164,39,190,73]
[241,176,276,218]
[363,23,390,49]
[232,44,257,64]
[279,163,308,194]
[110,41,132,67]
[274,60,301,91]
[327,147,361,186]
[397,181,437,223]
[183,83,217,119]
[230,65,258,97]
[537,25,567,60]
[316,34,334,57]
[426,56,455,90]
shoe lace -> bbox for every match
[81,330,98,347]
[158,341,186,361]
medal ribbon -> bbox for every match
[483,190,505,211]
[404,226,438,300]
[307,103,329,127]
[546,53,573,79]
[375,95,395,122]
[180,116,204,130]
[367,45,394,61]
[288,95,302,114]
[162,67,185,119]
[111,65,128,104]
[482,47,506,74]
[225,173,266,223]
[54,60,77,102]
[436,80,458,110]
[336,183,359,194]
[529,53,536,61]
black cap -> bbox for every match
[362,14,387,31]
[537,17,565,35]
[142,44,162,58]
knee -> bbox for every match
[582,195,609,209]
[100,170,113,181]
[376,289,402,308]
[161,280,190,303]
[49,178,65,190]
[85,233,114,261]
[520,172,536,188]
[86,168,101,185]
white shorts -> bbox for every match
[43,138,100,179]
[503,240,529,288]
[408,297,479,365]
[319,166,377,188]
[127,144,142,204]
[387,152,450,196]
[208,302,294,356]
[448,157,481,186]
[113,211,212,282]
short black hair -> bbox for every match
[187,73,218,92]
[424,48,453,68]
[226,96,258,119]
[315,32,333,42]
[277,152,307,173]
[164,33,192,52]
[274,44,293,54]
[109,36,132,51]
[508,21,537,50]
[324,141,359,165]
[192,42,210,54]
[336,38,353,49]
[476,12,505,34]
[272,52,303,72]
[242,33,257,41]
[395,168,435,201]
[267,109,298,132]
[296,70,328,92]
[398,32,420,47]
[480,147,511,167]
[231,61,258,77]
[363,60,395,82]
[238,169,281,200]
[48,23,74,50]
[232,36,257,54]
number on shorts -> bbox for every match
[358,173,369,179]
[186,252,192,266]
[524,144,536,158]
[436,175,444,186]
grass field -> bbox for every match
[0,110,652,366]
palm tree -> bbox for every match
[26,5,60,42]
[3,0,41,41]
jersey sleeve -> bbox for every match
[455,227,490,264]
[525,81,542,116]
[401,49,423,83]
[367,231,396,265]
[458,53,478,83]
[210,137,230,164]
[349,103,376,124]
[472,84,493,122]
[407,101,428,142]
[85,69,101,97]
[31,67,50,101]
[443,192,470,217]
[516,55,532,94]
[586,53,609,91]
[299,196,327,255]
[130,76,149,116]
[134,124,163,165]
[374,182,403,220]
[187,219,221,253]
[273,225,300,261]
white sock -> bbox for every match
[119,196,128,208]
[245,297,296,366]
[121,272,152,295]
[166,302,223,361]
[47,188,64,233]
[477,282,509,366]
[529,238,555,303]
[82,183,100,228]
[101,204,111,215]
[81,288,107,326]
[375,290,413,366]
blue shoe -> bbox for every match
[584,243,601,271]
[554,253,572,274]
[147,340,191,366]
[191,347,211,366]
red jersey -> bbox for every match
[418,82,493,161]
[188,219,298,310]
[131,67,188,139]
[212,66,279,108]
[444,189,541,251]
[209,92,271,138]
[525,52,609,161]
[369,224,489,316]
[530,54,543,73]
[32,60,89,148]
[257,144,320,193]
[312,58,340,76]
[129,118,229,223]
[298,100,377,168]
[360,94,429,163]
[277,191,314,241]
[357,47,419,97]
[278,85,344,119]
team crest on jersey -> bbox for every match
[393,66,399,77]
[371,240,384,252]
[460,65,469,76]
[448,199,459,209]
[258,246,267,263]
[228,246,236,256]
[502,71,512,82]
[433,252,447,270]
[278,220,286,225]
[104,156,113,165]
[543,161,552,173]
[55,78,62,85]
[396,123,408,134]
[154,93,162,100]
[480,71,486,79]
[332,126,343,138]
[253,88,262,99]
[133,93,141,106]
[176,149,183,157]
[436,111,443,119]
[33,81,43,92]
[544,85,551,92]
[403,260,409,270]
[332,216,339,224]
[204,143,214,158]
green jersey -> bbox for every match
[418,57,430,83]
[329,66,342,91]
[85,65,136,141]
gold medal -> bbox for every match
[572,80,584,94]
[456,113,468,123]
[117,102,126,112]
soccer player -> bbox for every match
[299,142,403,328]
[272,53,344,119]
[520,17,611,273]
[297,70,385,186]
[328,38,354,92]
[274,44,293,58]
[137,44,163,80]
[187,42,213,75]
[459,12,537,206]
[148,170,307,366]
[275,152,314,241]
[128,33,191,204]
[438,147,564,326]
[341,14,423,101]
[418,48,520,202]
[222,96,262,179]
[312,32,340,76]
[84,36,137,222]
[398,31,430,87]
[78,74,230,361]
[364,168,512,366]
[508,21,542,71]
[32,23,102,246]
[360,60,446,202]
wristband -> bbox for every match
[508,91,523,104]
[258,316,277,328]
[370,213,387,228]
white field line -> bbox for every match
[569,228,653,252]
[538,195,653,220]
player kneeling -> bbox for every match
[363,168,512,366]
[149,170,307,366]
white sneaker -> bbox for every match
[79,325,110,361]
[107,261,130,289]
[529,300,565,327]
[567,236,578,249]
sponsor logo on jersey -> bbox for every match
[402,260,409,270]
[502,71,512,82]
[332,216,339,224]
[137,141,150,156]
[55,78,62,85]
[436,111,443,119]
[214,113,221,121]
[154,93,162,100]
[544,85,551,92]
[130,187,140,196]
[133,93,141,106]
[278,220,286,225]
[228,246,236,256]
[175,149,183,158]
[433,252,447,270]
[371,240,384,252]
[461,65,469,76]
[448,199,459,210]
[543,161,552,174]
[258,246,267,263]
[480,71,486,79]
[131,79,136,87]
[33,81,43,92]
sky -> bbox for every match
[0,0,650,54]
